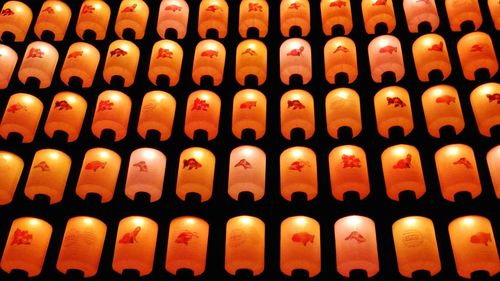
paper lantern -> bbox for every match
[192,39,226,86]
[75,148,121,203]
[18,41,58,89]
[176,147,216,202]
[280,216,321,277]
[227,146,266,201]
[435,144,481,201]
[137,91,176,141]
[381,144,426,201]
[44,91,88,142]
[91,90,132,142]
[60,42,100,88]
[470,82,500,137]
[0,44,17,89]
[34,1,71,41]
[0,93,43,143]
[281,90,315,140]
[0,217,52,277]
[24,149,71,204]
[413,34,451,82]
[320,0,353,36]
[392,216,441,277]
[457,32,498,80]
[235,39,267,86]
[335,215,379,277]
[374,86,413,138]
[166,216,209,276]
[489,0,500,30]
[325,88,362,139]
[113,216,158,276]
[368,35,405,82]
[487,146,500,199]
[75,0,111,40]
[103,40,139,87]
[225,216,265,276]
[124,148,166,202]
[421,85,464,138]
[329,145,370,201]
[198,0,228,39]
[56,217,107,278]
[157,0,189,39]
[324,37,358,84]
[0,151,23,205]
[0,1,32,42]
[148,40,183,86]
[280,38,312,85]
[239,0,269,38]
[184,90,221,141]
[280,147,318,201]
[449,216,500,278]
[232,89,267,140]
[115,0,149,40]
[403,0,439,33]
[280,0,310,37]
[445,0,482,32]
[362,0,396,34]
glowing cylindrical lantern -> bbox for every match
[236,39,267,86]
[103,40,139,87]
[124,148,167,202]
[457,32,498,80]
[329,145,370,201]
[0,217,52,277]
[280,38,312,85]
[392,216,441,277]
[225,216,265,275]
[368,35,405,82]
[403,0,439,33]
[0,93,43,143]
[0,1,32,42]
[34,1,71,41]
[489,0,500,30]
[335,215,379,278]
[166,216,209,276]
[435,144,481,201]
[192,39,226,86]
[0,151,23,205]
[75,148,121,203]
[184,90,221,141]
[176,147,216,202]
[113,216,158,276]
[44,91,88,142]
[232,89,267,140]
[91,90,132,142]
[325,88,362,139]
[115,0,149,40]
[280,216,320,277]
[280,90,315,140]
[148,40,183,86]
[421,85,464,138]
[320,0,353,36]
[60,42,100,88]
[198,0,228,38]
[362,0,396,34]
[487,146,500,198]
[0,44,17,89]
[239,0,269,38]
[18,41,58,89]
[280,147,317,201]
[449,216,500,278]
[324,37,357,84]
[280,0,310,37]
[76,0,111,40]
[445,0,482,32]
[56,217,107,278]
[374,86,413,138]
[137,91,176,141]
[157,0,189,39]
[470,82,500,137]
[228,146,266,201]
[413,34,451,82]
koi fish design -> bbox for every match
[289,2,301,9]
[7,103,27,113]
[248,3,263,12]
[372,0,387,5]
[330,0,347,8]
[240,101,257,109]
[55,100,73,110]
[165,4,182,12]
[183,158,202,170]
[428,41,443,52]
[157,48,173,59]
[1,8,14,16]
[333,45,349,53]
[287,100,306,110]
[201,50,218,58]
[341,154,361,168]
[10,229,32,245]
[379,45,397,54]
[345,231,366,243]
[234,159,252,169]
[110,48,127,57]
[27,48,44,58]
[241,48,257,56]
[121,3,137,13]
[33,161,50,172]
[133,161,148,172]
[42,6,55,14]
[393,154,412,169]
[85,161,106,172]
[67,51,83,59]
[435,95,456,105]
[470,232,492,246]
[453,157,472,169]
[292,232,314,246]
[289,160,309,172]
[97,100,114,112]
[81,4,95,14]
[286,46,304,56]
[470,44,486,52]
[119,226,141,244]
[191,98,209,111]
[486,93,500,104]
[206,4,222,12]
[175,230,199,245]
[387,97,406,107]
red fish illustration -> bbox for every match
[248,2,263,12]
[428,41,443,52]
[55,100,73,110]
[191,98,209,111]
[289,2,301,9]
[133,161,148,172]
[341,154,361,168]
[10,229,32,245]
[157,48,173,59]
[372,0,387,5]
[416,0,431,3]
[201,50,218,58]
[1,8,14,16]
[387,97,406,107]
[240,101,257,109]
[453,157,472,169]
[42,6,55,14]
[110,48,127,57]
[165,4,182,12]
[27,48,44,58]
[287,100,306,110]
[393,154,412,169]
[97,100,114,112]
[289,160,309,172]
[234,159,252,169]
[292,232,314,246]
[121,3,137,13]
[67,51,83,59]
[175,230,199,245]
[486,93,500,104]
[242,48,257,56]
[470,232,492,246]
[7,103,27,113]
[33,161,50,172]
[119,226,141,244]
[435,95,456,105]
[345,231,366,243]
[206,4,222,12]
[330,0,347,8]
[286,46,304,56]
[183,158,202,170]
[379,45,397,54]
[81,4,95,14]
[470,44,486,52]
[333,45,349,53]
[85,161,106,172]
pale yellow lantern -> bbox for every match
[34,1,71,41]
[236,39,267,86]
[487,145,500,199]
[232,89,267,140]
[280,38,312,85]
[457,32,498,80]
[198,0,228,39]
[0,1,32,42]
[320,0,353,36]
[227,146,266,201]
[281,89,315,140]
[184,90,221,141]
[470,82,500,137]
[324,37,358,84]
[60,42,100,88]
[75,0,111,40]
[176,147,216,202]
[362,0,396,34]
[0,93,43,143]
[137,91,176,141]
[0,151,23,205]
[489,0,500,30]
[103,40,140,87]
[44,91,88,142]
[157,0,189,39]
[403,0,439,33]
[280,0,311,37]
[115,0,149,40]
[368,35,405,82]
[329,145,370,201]
[280,147,317,201]
[239,0,269,38]
[413,34,451,82]
[18,41,58,89]
[148,40,183,86]
[91,90,132,142]
[192,39,226,86]
[0,44,17,89]
[374,86,413,138]
[421,85,464,138]
[445,0,482,31]
[325,88,362,139]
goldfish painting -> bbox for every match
[470,44,485,52]
[289,160,309,172]
[55,100,73,110]
[191,98,210,111]
[379,45,397,54]
[27,48,44,59]
[486,93,500,104]
[133,161,148,172]
[81,4,95,14]
[345,231,366,243]
[330,0,347,8]
[470,232,492,246]
[7,103,27,113]
[201,50,218,58]
[234,159,252,169]
[183,158,202,170]
[119,226,141,244]
[286,46,304,56]
[248,2,263,12]
[206,4,222,12]
[33,161,50,172]
[110,48,127,57]
[341,154,361,168]
[372,0,387,5]
[175,230,198,245]
[42,6,55,14]
[157,48,173,59]
[333,45,349,53]
[1,8,14,16]
[393,154,412,169]
[292,232,314,246]
[387,97,406,107]
[97,100,114,112]
[241,48,257,56]
[287,100,306,110]
[121,3,137,13]
[10,228,32,245]
[453,157,472,169]
[428,41,443,52]
[67,51,83,59]
[435,95,456,105]
[164,5,182,12]
[240,101,257,109]
[288,2,301,9]
[85,161,106,172]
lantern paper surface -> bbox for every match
[148,39,183,86]
[137,91,176,141]
[103,40,140,87]
[368,35,405,82]
[489,0,500,30]
[192,39,226,86]
[421,85,464,138]
[0,151,23,205]
[232,89,267,140]
[34,1,71,41]
[470,82,500,137]
[374,86,413,138]
[0,93,43,143]
[280,38,312,84]
[60,42,100,88]
[228,146,266,201]
[361,0,396,34]
[320,0,353,35]
[324,36,357,84]
[413,34,451,82]
[325,88,362,139]
[125,148,167,202]
[44,91,88,142]
[157,0,189,39]
[280,147,318,201]
[184,90,221,141]
[236,39,267,86]
[281,89,315,140]
[198,0,228,39]
[487,145,500,199]
[329,145,370,200]
[445,0,482,32]
[176,147,216,202]
[91,90,132,142]
[76,0,111,40]
[0,44,17,89]
[239,0,269,38]
[280,0,310,37]
[115,0,149,40]
[457,32,498,80]
[18,41,58,89]
[0,1,32,42]
[403,0,439,33]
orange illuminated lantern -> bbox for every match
[281,90,315,140]
[0,93,43,143]
[103,40,139,87]
[60,42,100,88]
[44,92,88,142]
[324,37,357,84]
[362,0,396,34]
[75,148,121,203]
[198,0,228,38]
[457,32,498,80]
[192,39,226,86]
[320,0,353,36]
[435,144,481,201]
[280,147,317,201]
[176,147,216,202]
[228,146,266,201]
[329,145,370,201]
[157,0,189,39]
[280,0,310,37]
[91,90,132,142]
[280,216,320,277]
[487,146,500,198]
[413,34,451,82]
[236,39,267,86]
[0,217,52,277]
[232,89,267,140]
[113,216,158,276]
[184,90,221,141]
[137,91,176,141]
[421,85,464,138]
[115,0,149,40]
[148,40,183,86]
[449,216,500,278]
[368,35,405,82]
[76,0,111,40]
[392,216,441,277]
[0,151,23,205]
[335,215,379,277]
[239,0,269,38]
[125,148,167,202]
[325,88,362,139]
[374,86,413,138]
[489,0,500,30]
[0,44,17,89]
[34,1,71,41]
[0,1,32,42]
[445,0,482,31]
[280,38,312,85]
[18,41,58,89]
[470,82,500,137]
[225,216,265,276]
[56,217,107,278]
[403,0,439,33]
[166,216,209,276]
